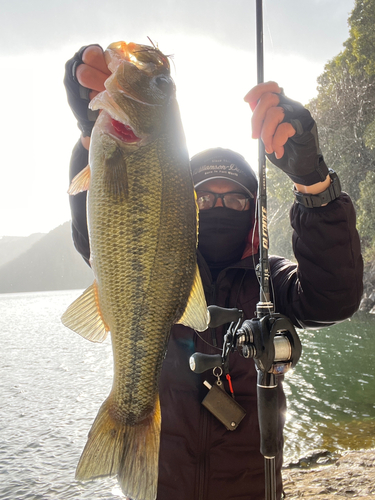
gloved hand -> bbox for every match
[64,44,109,137]
[244,82,329,186]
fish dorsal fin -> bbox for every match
[177,265,209,332]
[68,165,91,195]
[61,282,109,342]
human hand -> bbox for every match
[64,45,111,139]
[244,82,329,186]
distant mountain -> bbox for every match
[0,233,45,267]
[0,222,93,293]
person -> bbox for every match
[64,44,363,500]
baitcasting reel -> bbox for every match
[189,305,302,379]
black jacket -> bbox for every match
[68,140,363,500]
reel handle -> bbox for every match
[189,353,222,373]
[207,306,243,328]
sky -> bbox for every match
[0,0,356,237]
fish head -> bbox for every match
[105,41,171,75]
[90,41,177,146]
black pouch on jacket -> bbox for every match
[202,381,246,431]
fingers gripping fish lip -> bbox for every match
[89,40,174,144]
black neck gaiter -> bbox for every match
[198,207,253,272]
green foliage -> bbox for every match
[308,55,375,203]
[363,119,375,150]
[345,0,375,76]
[267,0,375,263]
[357,171,375,251]
[307,0,375,264]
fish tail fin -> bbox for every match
[76,395,161,500]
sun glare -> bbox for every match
[0,36,325,237]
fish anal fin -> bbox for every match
[76,395,161,500]
[177,265,209,332]
[68,165,91,195]
[61,282,109,342]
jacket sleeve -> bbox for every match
[270,193,363,328]
[68,139,91,266]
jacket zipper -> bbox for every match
[197,405,210,500]
[197,280,220,500]
[195,259,250,499]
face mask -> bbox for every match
[198,207,253,268]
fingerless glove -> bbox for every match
[266,94,329,186]
[63,45,101,137]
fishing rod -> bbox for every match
[255,0,278,497]
[255,0,272,315]
[189,2,302,499]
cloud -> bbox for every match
[2,0,354,61]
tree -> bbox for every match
[267,0,375,261]
[307,0,375,262]
[308,55,375,204]
[357,171,375,252]
[345,0,375,76]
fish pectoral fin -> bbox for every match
[68,164,91,195]
[76,395,161,500]
[61,282,109,342]
[104,148,128,200]
[177,264,209,332]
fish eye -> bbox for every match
[155,76,172,93]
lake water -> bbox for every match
[0,290,374,499]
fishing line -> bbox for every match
[194,330,222,351]
[263,0,275,62]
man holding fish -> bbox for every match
[63,43,363,500]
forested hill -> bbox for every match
[267,0,375,270]
[0,222,93,293]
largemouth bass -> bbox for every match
[62,41,208,500]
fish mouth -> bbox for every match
[91,99,143,144]
[109,118,141,143]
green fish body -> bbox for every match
[62,41,208,500]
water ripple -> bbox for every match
[0,291,374,498]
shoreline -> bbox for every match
[282,449,375,498]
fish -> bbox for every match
[62,41,209,500]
